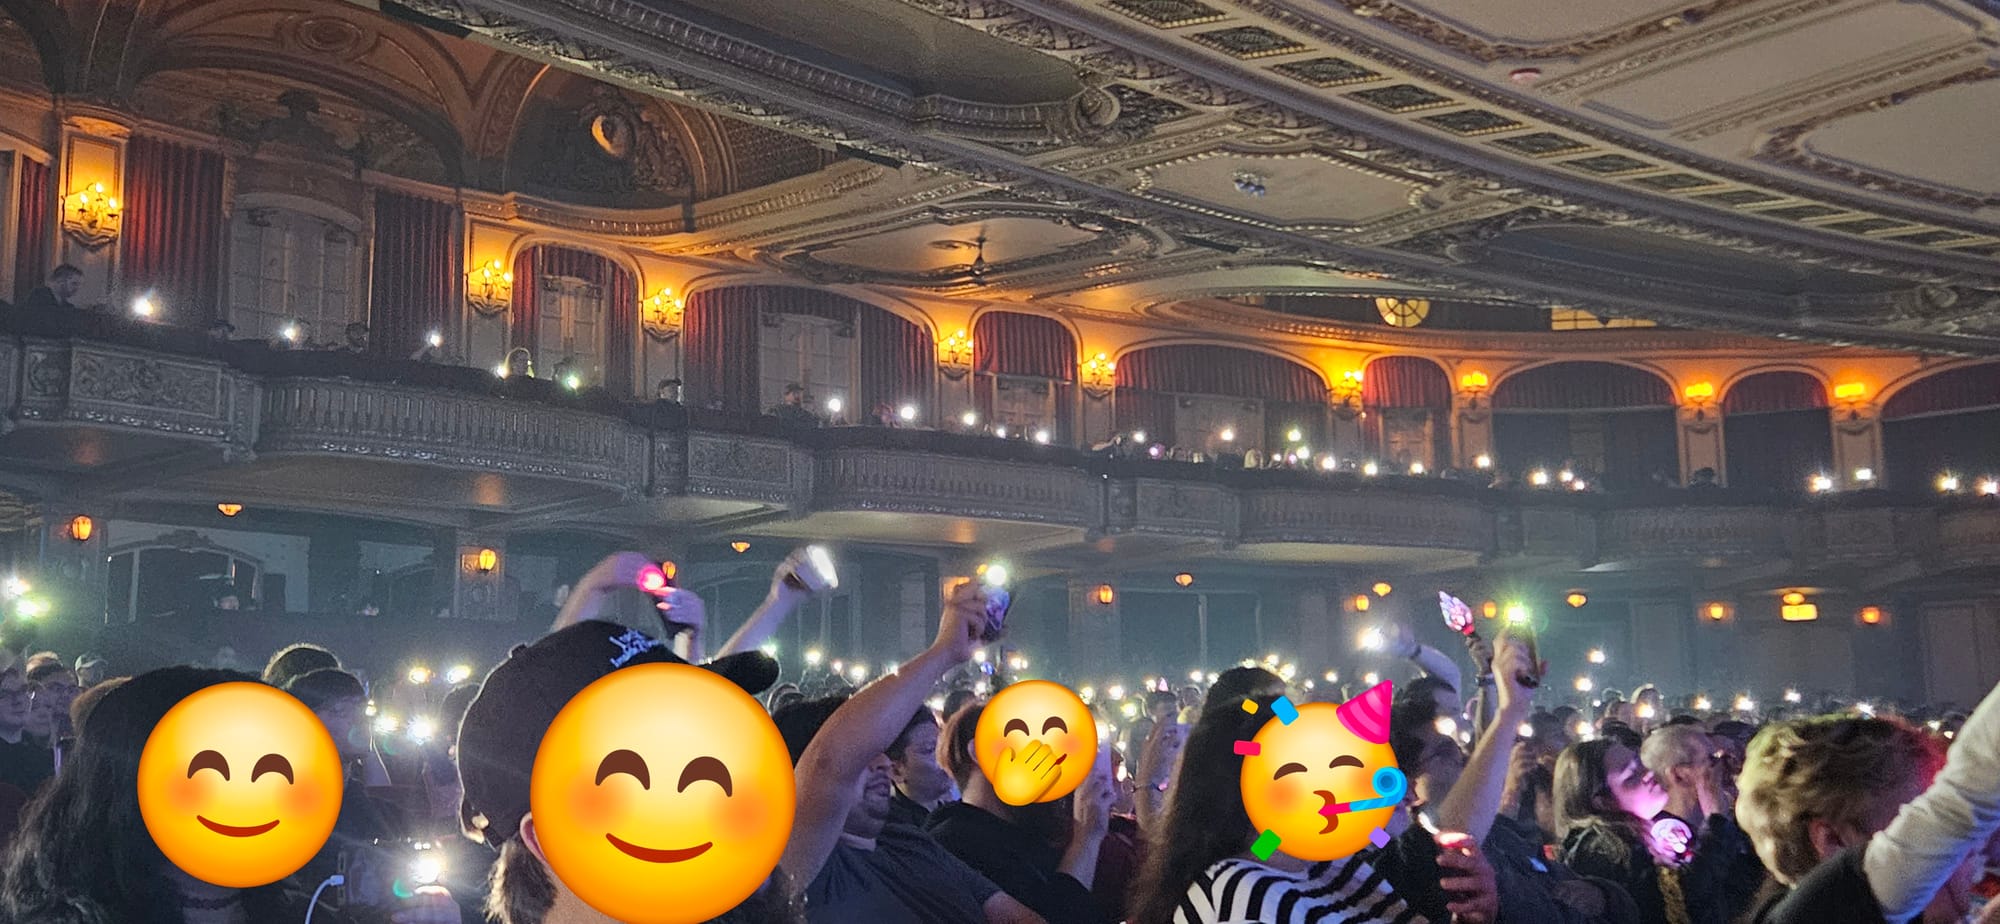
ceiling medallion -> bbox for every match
[293,16,367,57]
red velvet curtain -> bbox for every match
[507,245,637,392]
[604,267,636,396]
[1491,362,1673,410]
[123,136,225,323]
[1114,345,1327,404]
[682,287,762,414]
[1882,363,2000,420]
[1722,371,1827,415]
[860,308,933,417]
[1362,356,1451,409]
[368,191,459,359]
[1114,389,1177,445]
[508,249,537,358]
[974,311,1075,379]
[12,157,51,303]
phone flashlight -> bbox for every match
[637,561,677,595]
[785,546,839,594]
[978,563,1013,642]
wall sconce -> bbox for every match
[467,259,514,315]
[936,329,974,380]
[1833,381,1868,421]
[1703,601,1734,622]
[63,181,121,246]
[464,548,499,574]
[1350,594,1371,612]
[1683,381,1716,421]
[1094,584,1115,606]
[1332,370,1364,416]
[1081,351,1117,399]
[643,287,684,341]
[1481,600,1498,619]
[1858,605,1886,626]
[1372,582,1392,597]
[1457,370,1490,410]
[216,503,243,517]
[731,540,750,554]
[66,515,94,542]
[1780,590,1818,622]
[1566,591,1588,608]
[1174,572,1195,588]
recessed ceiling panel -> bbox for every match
[1394,0,1694,46]
[1802,79,2000,198]
[1140,152,1422,230]
[808,217,1099,273]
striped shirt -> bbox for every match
[1173,853,1429,924]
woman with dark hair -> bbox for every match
[0,666,460,924]
[1127,692,1496,924]
[1555,737,1744,924]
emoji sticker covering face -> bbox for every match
[975,680,1097,805]
[530,662,794,924]
[137,682,345,887]
[1238,683,1404,863]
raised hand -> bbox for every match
[993,739,1063,806]
[1437,830,1499,924]
[933,579,990,664]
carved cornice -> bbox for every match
[1759,66,2000,211]
[1530,0,1855,93]
[1596,506,1788,562]
[1151,298,1807,353]
[814,450,1097,524]
[1315,0,1772,65]
[1237,489,1491,548]
[13,341,242,440]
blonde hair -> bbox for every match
[1734,716,1940,885]
[1640,723,1710,779]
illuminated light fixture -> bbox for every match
[1361,461,1380,477]
[1033,429,1051,445]
[64,180,122,245]
[643,288,685,340]
[730,540,750,554]
[1080,351,1117,397]
[216,503,243,517]
[1458,370,1491,410]
[474,548,499,574]
[1174,572,1195,588]
[1286,426,1304,443]
[1474,453,1493,470]
[1780,590,1818,622]
[1938,473,1962,494]
[1095,584,1115,606]
[1704,601,1733,622]
[1567,592,1588,608]
[1481,600,1498,619]
[961,410,980,428]
[1409,462,1426,476]
[1683,381,1716,421]
[898,403,918,423]
[1809,473,1834,494]
[1319,455,1338,472]
[467,259,514,313]
[1351,594,1371,612]
[1375,297,1429,328]
[1219,426,1236,443]
[1503,603,1530,625]
[1833,381,1869,420]
[131,293,158,319]
[939,330,974,378]
[1859,605,1885,626]
[1574,676,1594,693]
[1332,370,1365,413]
[1587,647,1606,664]
[1373,582,1392,597]
[1530,469,1551,487]
[66,515,94,542]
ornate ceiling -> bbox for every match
[6,0,2000,352]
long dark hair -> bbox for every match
[0,666,254,924]
[1553,737,1650,865]
[1127,693,1274,924]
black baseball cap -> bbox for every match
[455,619,778,847]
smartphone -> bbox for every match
[979,563,1013,642]
[337,838,442,913]
[784,546,839,594]
[1506,621,1544,690]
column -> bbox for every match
[1067,579,1120,680]
[1080,388,1115,448]
[1330,410,1366,462]
[1291,585,1339,681]
[1831,405,1884,487]
[1679,405,1725,485]
[25,502,109,630]
[1456,399,1494,471]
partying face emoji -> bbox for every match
[1238,682,1404,862]
[137,682,345,887]
[975,680,1098,805]
[529,662,795,924]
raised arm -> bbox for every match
[715,548,819,658]
[1388,621,1463,694]
[548,552,654,632]
[782,581,984,886]
[1862,677,2000,921]
[1436,633,1533,842]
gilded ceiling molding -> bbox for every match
[1152,297,1798,350]
[1758,66,2000,211]
[686,177,990,254]
[770,203,1161,289]
[1675,43,1988,141]
[1314,0,1768,64]
[1529,0,1854,93]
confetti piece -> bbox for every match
[1233,740,1261,756]
[1369,827,1390,849]
[1252,829,1282,861]
[1272,696,1300,726]
[1241,699,1259,715]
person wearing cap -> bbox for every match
[456,618,790,924]
[551,550,825,665]
[72,653,106,688]
[770,383,819,428]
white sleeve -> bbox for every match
[1864,679,2000,920]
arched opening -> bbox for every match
[1362,355,1453,470]
[1114,344,1328,459]
[1492,362,1676,489]
[226,201,363,343]
[1883,362,2000,490]
[973,311,1076,442]
[1721,370,1829,491]
[508,244,638,394]
[681,286,932,420]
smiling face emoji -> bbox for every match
[529,662,794,924]
[1239,685,1400,863]
[974,680,1097,805]
[137,682,344,887]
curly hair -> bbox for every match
[1734,715,1941,885]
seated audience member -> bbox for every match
[262,641,340,688]
[1557,735,1749,924]
[341,322,371,353]
[770,383,819,428]
[0,670,50,796]
[1127,687,1497,924]
[887,706,955,827]
[456,619,793,924]
[0,666,461,923]
[927,702,1118,924]
[772,582,1044,923]
[503,347,534,379]
[18,265,82,313]
[1734,708,2000,924]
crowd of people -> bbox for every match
[0,544,1990,924]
